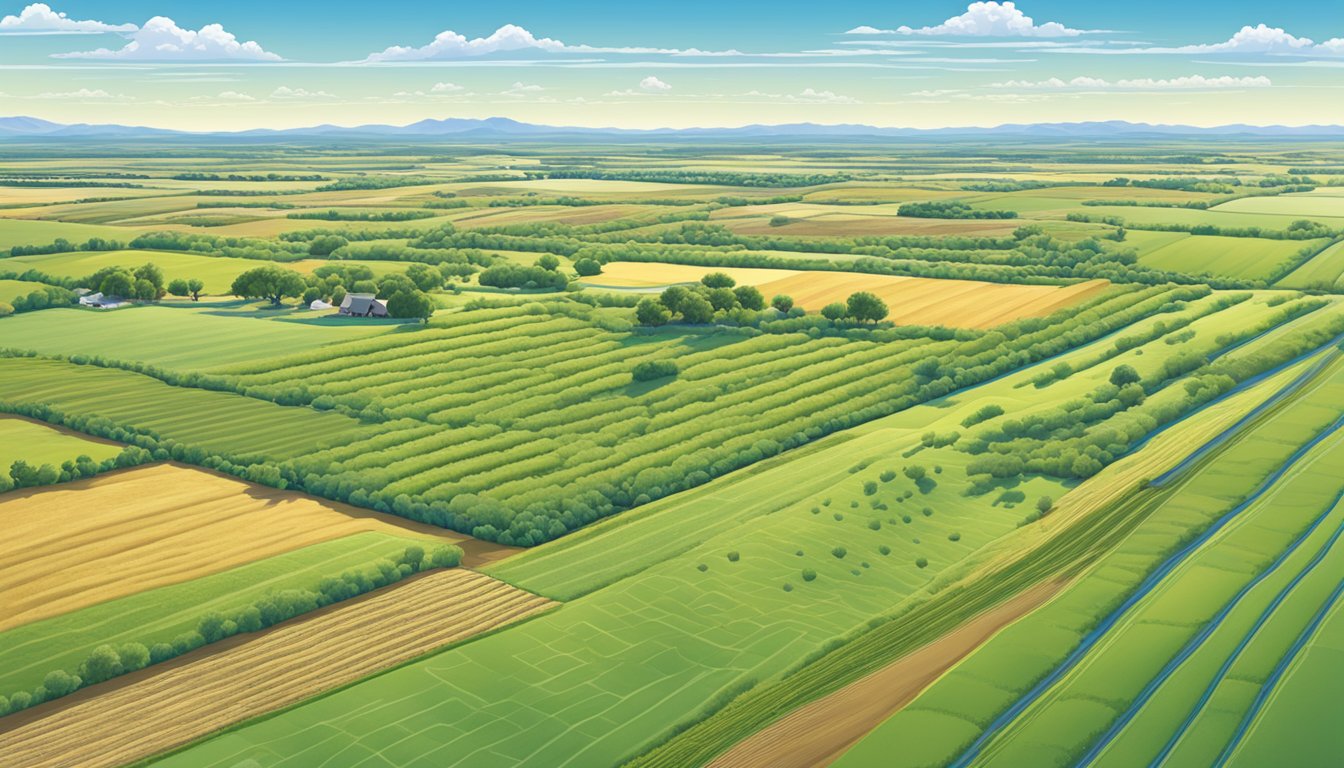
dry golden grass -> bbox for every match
[587,261,801,288]
[0,569,553,768]
[0,463,515,631]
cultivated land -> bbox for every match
[0,463,501,630]
[1,138,1343,766]
[0,569,553,768]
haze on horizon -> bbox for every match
[0,0,1342,131]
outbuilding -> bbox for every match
[339,293,388,317]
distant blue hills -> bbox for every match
[1,116,1339,140]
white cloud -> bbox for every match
[990,74,1273,89]
[640,76,671,91]
[850,2,1089,38]
[502,81,544,95]
[745,88,859,104]
[53,16,281,60]
[1050,25,1344,56]
[359,23,744,62]
[34,87,116,99]
[0,3,135,34]
[430,81,464,92]
[214,90,256,101]
[270,86,335,99]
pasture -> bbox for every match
[1277,240,1344,290]
[0,416,122,470]
[1135,234,1328,282]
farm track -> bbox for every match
[0,569,554,768]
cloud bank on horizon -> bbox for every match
[1,1,1341,130]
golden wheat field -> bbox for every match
[588,262,1110,328]
[0,464,510,631]
[0,569,553,768]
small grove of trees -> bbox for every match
[386,289,436,323]
[477,256,569,291]
[0,543,463,718]
[4,284,76,315]
[166,278,205,301]
[1,445,153,495]
[230,265,307,306]
[820,291,889,324]
[87,263,166,301]
[634,272,766,326]
[632,360,678,382]
[898,201,1018,220]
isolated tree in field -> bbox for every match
[387,289,436,323]
[1109,364,1141,387]
[820,302,847,321]
[701,272,736,288]
[98,269,135,299]
[846,291,888,323]
[536,254,561,271]
[1037,496,1054,514]
[574,257,602,276]
[636,298,671,326]
[771,294,794,313]
[187,278,204,301]
[167,278,190,298]
[230,265,307,306]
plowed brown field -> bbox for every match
[0,463,515,631]
[0,569,553,768]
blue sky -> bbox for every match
[1,1,1342,129]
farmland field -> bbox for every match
[3,132,1344,768]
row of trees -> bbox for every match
[634,272,767,325]
[2,445,152,494]
[228,264,437,321]
[0,542,461,717]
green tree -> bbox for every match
[308,234,348,256]
[636,298,671,326]
[386,290,436,323]
[659,285,691,314]
[405,263,443,292]
[133,278,158,301]
[133,263,165,297]
[187,278,204,301]
[733,285,766,311]
[1037,495,1054,513]
[78,644,124,684]
[680,294,715,324]
[574,258,602,276]
[98,269,134,298]
[230,265,307,306]
[167,278,191,297]
[820,302,847,321]
[846,291,888,323]
[701,272,736,288]
[536,254,561,271]
[771,294,794,313]
[1110,364,1141,387]
[42,669,81,698]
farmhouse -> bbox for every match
[339,293,388,317]
[77,292,128,310]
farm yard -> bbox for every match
[1,135,1344,768]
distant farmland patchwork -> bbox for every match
[1,139,1343,768]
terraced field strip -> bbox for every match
[0,569,554,768]
[0,463,510,630]
[706,578,1069,768]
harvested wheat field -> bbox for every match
[758,272,1110,328]
[584,261,802,288]
[0,463,514,631]
[706,579,1066,768]
[0,569,554,768]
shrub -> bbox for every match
[801,569,817,582]
[632,359,678,382]
[832,546,847,559]
[726,551,740,562]
[915,557,929,568]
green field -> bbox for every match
[1135,234,1327,282]
[0,416,123,470]
[1277,240,1344,290]
[0,306,398,370]
[0,531,432,697]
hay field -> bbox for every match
[0,463,497,630]
[0,278,58,303]
[0,415,123,469]
[588,262,1109,328]
[0,569,553,768]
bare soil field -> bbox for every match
[0,569,554,768]
[706,579,1068,768]
[0,463,516,630]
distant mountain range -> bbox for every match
[1,116,1340,141]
